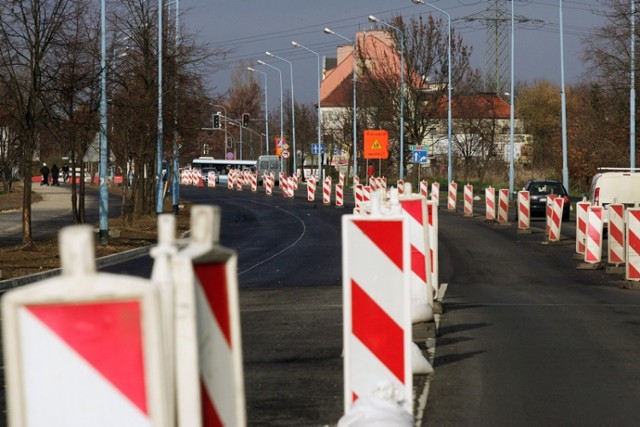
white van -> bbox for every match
[256,155,281,184]
[589,168,640,225]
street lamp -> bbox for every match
[247,66,270,155]
[266,51,297,173]
[292,41,322,179]
[324,27,358,180]
[99,0,108,244]
[257,59,284,160]
[368,15,405,180]
[156,0,164,214]
[412,0,452,187]
[560,0,569,192]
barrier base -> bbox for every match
[412,321,436,342]
[576,262,604,270]
[572,253,585,260]
[605,265,625,275]
[517,229,532,234]
[436,283,448,302]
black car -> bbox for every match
[518,180,570,221]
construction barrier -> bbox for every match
[354,184,364,212]
[447,182,457,211]
[626,208,640,281]
[251,173,257,192]
[172,206,246,426]
[363,185,372,205]
[485,187,496,221]
[265,175,273,196]
[584,206,604,265]
[548,197,565,242]
[342,204,413,416]
[463,184,473,217]
[575,201,590,255]
[497,189,509,224]
[426,200,439,295]
[323,177,332,205]
[227,171,235,190]
[2,225,169,426]
[607,204,625,265]
[207,171,216,188]
[517,190,530,230]
[307,177,316,202]
[339,172,345,187]
[353,176,360,187]
[545,195,558,237]
[336,184,344,208]
[431,182,440,206]
[397,180,405,195]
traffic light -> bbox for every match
[242,113,250,127]
[213,113,221,129]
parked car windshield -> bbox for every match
[529,182,565,196]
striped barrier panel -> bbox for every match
[181,170,190,185]
[548,197,565,242]
[173,206,246,426]
[447,182,457,211]
[585,206,604,264]
[369,177,377,191]
[463,184,473,217]
[336,184,344,208]
[292,173,299,190]
[339,172,345,187]
[342,212,413,415]
[363,185,372,205]
[420,180,429,198]
[575,201,590,255]
[626,208,640,280]
[485,187,496,221]
[265,176,273,196]
[497,189,509,224]
[323,177,332,205]
[227,171,235,190]
[545,195,558,238]
[517,190,530,230]
[426,200,439,295]
[354,184,364,211]
[251,173,257,192]
[431,182,440,206]
[607,204,625,265]
[397,180,405,195]
[207,172,216,188]
[2,226,169,426]
[353,176,360,187]
[307,178,316,202]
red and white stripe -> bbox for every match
[517,191,530,230]
[251,173,257,192]
[342,215,412,414]
[545,195,558,237]
[485,187,496,221]
[426,200,439,294]
[626,208,640,280]
[353,176,360,187]
[431,182,440,206]
[420,180,429,197]
[265,176,273,196]
[397,180,405,195]
[193,260,246,427]
[363,185,372,204]
[608,204,625,265]
[227,171,235,190]
[463,184,473,217]
[354,184,364,211]
[307,178,316,202]
[338,171,345,187]
[323,177,332,205]
[447,182,457,211]
[497,189,509,223]
[585,206,604,264]
[336,184,344,208]
[548,197,565,242]
[207,172,216,188]
[575,201,590,254]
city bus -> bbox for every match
[191,157,256,184]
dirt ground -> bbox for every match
[0,184,191,280]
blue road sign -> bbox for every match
[412,150,428,164]
[311,143,326,155]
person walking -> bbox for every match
[40,162,50,186]
[51,164,59,186]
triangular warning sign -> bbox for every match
[371,139,382,150]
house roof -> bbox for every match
[436,93,513,120]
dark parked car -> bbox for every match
[517,180,570,221]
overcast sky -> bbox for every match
[181,0,608,107]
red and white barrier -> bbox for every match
[339,171,345,187]
[265,175,273,196]
[173,206,246,426]
[431,182,440,206]
[463,184,473,217]
[227,171,235,190]
[307,177,316,202]
[342,212,413,415]
[426,200,439,295]
[626,208,640,280]
[396,180,405,195]
[354,184,364,212]
[420,180,429,197]
[608,204,626,265]
[323,177,332,205]
[584,206,604,264]
[447,182,457,211]
[336,184,344,208]
[353,176,360,187]
[363,185,372,205]
[548,197,565,242]
[545,195,558,237]
[2,226,169,426]
[575,201,590,255]
[517,190,530,230]
[207,171,216,188]
[497,188,509,223]
[485,187,496,221]
[251,173,257,192]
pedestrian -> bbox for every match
[61,164,69,183]
[51,164,59,186]
[40,162,50,186]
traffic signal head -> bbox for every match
[242,113,250,127]
[213,113,221,129]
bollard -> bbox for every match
[420,180,429,197]
[575,201,590,255]
[354,184,364,211]
[396,180,405,195]
[307,177,316,202]
[463,184,473,217]
[547,197,565,242]
[336,184,344,208]
[447,182,457,211]
[517,190,531,231]
[251,173,257,192]
[607,204,625,265]
[584,206,604,265]
[626,208,640,280]
[485,186,496,221]
[207,171,216,188]
[323,177,332,205]
[431,182,440,207]
[497,188,509,224]
[545,195,558,238]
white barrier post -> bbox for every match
[607,203,625,266]
[547,197,565,242]
[419,180,429,197]
[323,176,332,205]
[336,184,344,208]
[517,190,530,231]
[265,176,273,196]
[497,188,509,224]
[485,186,496,221]
[430,182,440,206]
[575,201,590,255]
[339,171,345,187]
[307,177,316,202]
[251,173,258,192]
[342,212,413,416]
[207,171,216,188]
[626,208,640,280]
[2,225,169,427]
[584,206,604,266]
[463,184,473,217]
[354,184,364,212]
[447,182,457,211]
[172,206,246,426]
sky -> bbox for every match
[180,0,608,108]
